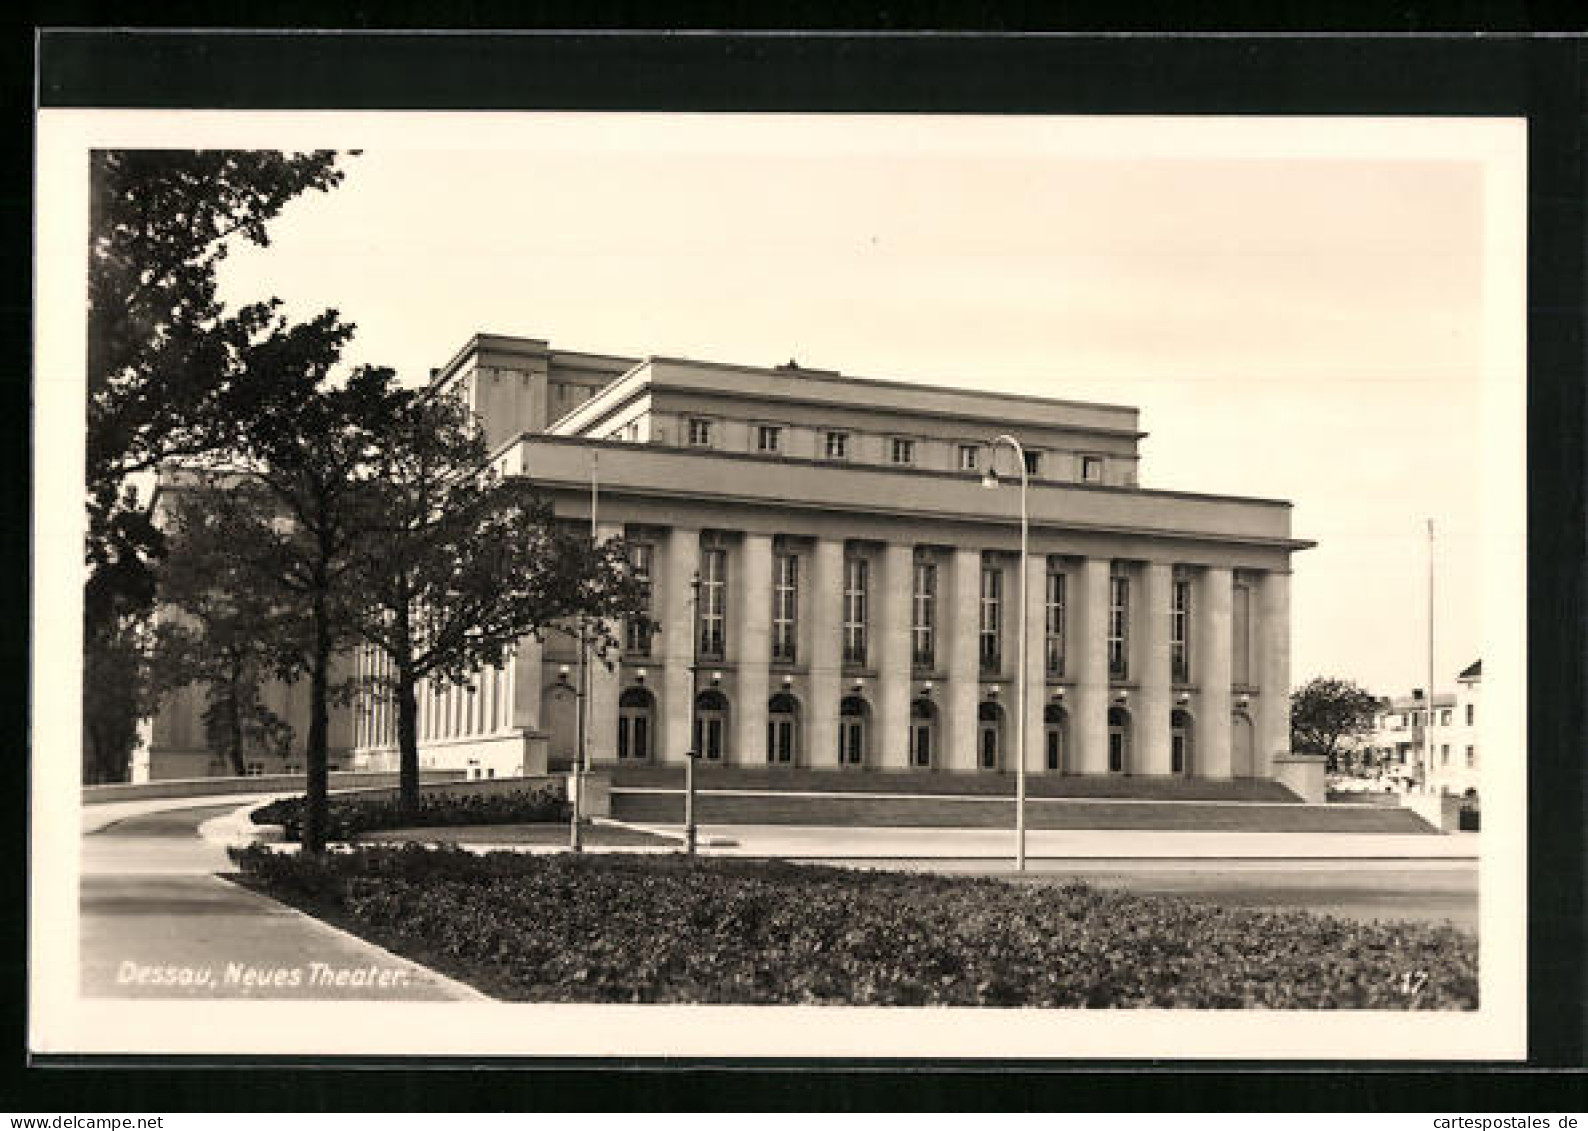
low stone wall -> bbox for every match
[325,773,567,805]
[1401,790,1463,833]
[82,769,467,805]
[1270,753,1328,804]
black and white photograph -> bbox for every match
[33,97,1528,1062]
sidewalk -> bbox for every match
[633,822,1481,861]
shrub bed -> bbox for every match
[251,785,568,843]
[230,845,1477,1009]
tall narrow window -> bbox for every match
[625,542,654,655]
[958,445,979,471]
[1081,455,1104,483]
[1044,566,1066,676]
[687,418,713,447]
[1232,579,1252,685]
[825,431,849,459]
[698,548,727,660]
[772,553,798,662]
[1170,576,1191,683]
[911,560,937,668]
[757,425,781,453]
[1023,449,1042,477]
[980,564,1003,674]
[890,438,915,465]
[1466,703,1475,725]
[1108,571,1130,680]
[842,556,868,665]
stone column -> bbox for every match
[876,541,914,769]
[1021,553,1046,775]
[511,635,544,732]
[659,527,700,765]
[945,547,981,772]
[1072,557,1111,774]
[1136,561,1174,775]
[586,521,626,764]
[1257,569,1293,779]
[733,532,773,764]
[808,537,844,768]
[1195,567,1234,779]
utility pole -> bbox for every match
[1425,517,1435,793]
[570,452,600,852]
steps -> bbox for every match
[607,789,1439,834]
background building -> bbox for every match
[343,333,1314,790]
[1364,659,1482,796]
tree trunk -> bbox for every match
[225,655,247,777]
[396,662,420,815]
[303,588,331,855]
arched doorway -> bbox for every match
[909,698,937,769]
[1170,708,1193,776]
[838,695,869,768]
[1231,712,1255,778]
[1108,706,1131,774]
[977,700,1004,771]
[1044,703,1068,772]
[694,688,730,762]
[618,687,655,761]
[767,691,800,766]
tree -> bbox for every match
[203,365,394,853]
[346,388,651,812]
[86,149,354,624]
[84,149,355,781]
[152,487,308,775]
[1290,677,1381,772]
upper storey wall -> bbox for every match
[549,355,1146,487]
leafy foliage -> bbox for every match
[1291,676,1382,771]
[151,488,308,773]
[343,387,652,809]
[232,847,1479,1010]
[250,786,568,842]
[86,149,354,629]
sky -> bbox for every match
[194,113,1517,697]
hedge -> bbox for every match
[230,845,1477,1009]
[251,785,568,843]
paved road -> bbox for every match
[80,800,483,1001]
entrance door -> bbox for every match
[1044,704,1066,772]
[838,696,868,767]
[767,692,799,766]
[1108,706,1130,774]
[977,702,1002,770]
[694,689,728,761]
[618,688,654,761]
[909,699,936,768]
[1170,709,1192,776]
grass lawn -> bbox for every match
[353,822,675,847]
[231,844,1478,1009]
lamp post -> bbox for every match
[982,434,1029,872]
[570,452,600,853]
[685,570,702,856]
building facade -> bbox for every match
[1365,660,1482,796]
[347,334,1314,786]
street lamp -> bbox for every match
[570,451,600,853]
[684,570,703,856]
[982,434,1029,872]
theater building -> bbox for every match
[347,333,1315,790]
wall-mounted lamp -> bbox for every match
[1237,694,1250,709]
[985,685,999,698]
[711,671,723,685]
[782,674,794,688]
[1114,689,1129,704]
[1051,687,1065,700]
[922,681,933,695]
[558,664,571,683]
[1176,692,1190,705]
[853,677,865,690]
[635,668,647,684]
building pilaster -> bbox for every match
[808,537,844,768]
[734,532,773,764]
[1195,566,1234,779]
[1021,553,1047,775]
[1257,569,1292,778]
[1073,557,1111,774]
[945,547,981,772]
[1136,561,1174,775]
[876,541,914,769]
[659,526,700,765]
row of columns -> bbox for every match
[393,528,1292,779]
